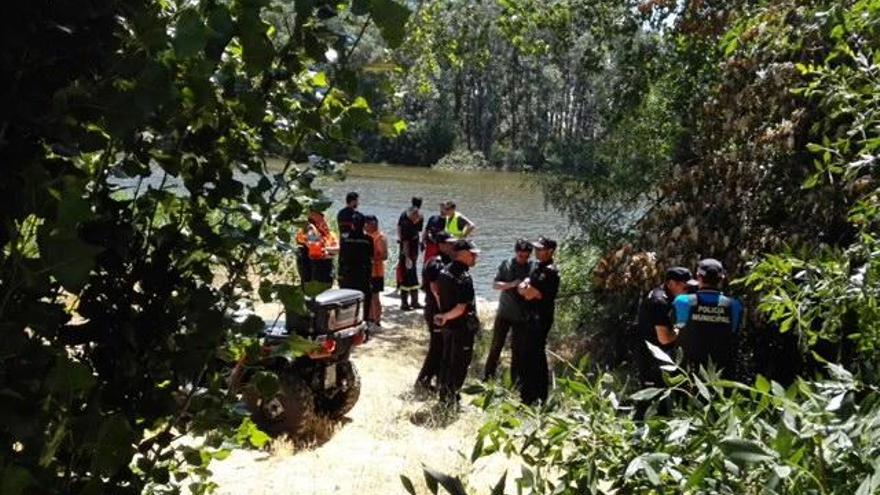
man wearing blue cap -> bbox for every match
[672,258,743,377]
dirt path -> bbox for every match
[211,293,512,495]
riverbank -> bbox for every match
[212,292,514,495]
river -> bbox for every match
[319,163,568,297]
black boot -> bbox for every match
[409,290,423,310]
[400,289,411,311]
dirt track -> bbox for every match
[211,293,512,495]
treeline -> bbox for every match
[356,0,660,168]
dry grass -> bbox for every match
[211,292,517,495]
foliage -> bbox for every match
[422,352,880,494]
[433,148,490,171]
[740,0,880,370]
[0,0,409,493]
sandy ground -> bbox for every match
[211,292,515,495]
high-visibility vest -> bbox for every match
[445,212,465,237]
[296,222,338,260]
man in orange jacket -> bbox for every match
[295,209,339,286]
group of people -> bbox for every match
[295,192,561,406]
[635,258,743,414]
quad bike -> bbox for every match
[230,288,368,437]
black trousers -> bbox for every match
[511,314,551,405]
[297,248,333,284]
[416,310,444,389]
[439,324,476,403]
[483,315,519,380]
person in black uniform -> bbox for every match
[433,239,480,405]
[336,191,359,238]
[514,236,560,405]
[633,266,693,418]
[483,239,535,381]
[415,231,456,393]
[397,199,424,310]
[338,213,374,313]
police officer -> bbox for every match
[483,239,535,381]
[415,231,456,392]
[635,267,693,388]
[672,258,743,377]
[514,236,560,405]
[338,213,374,313]
[433,239,480,405]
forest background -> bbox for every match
[2,0,880,494]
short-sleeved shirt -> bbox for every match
[526,261,560,322]
[338,234,373,290]
[436,260,475,327]
[398,210,423,242]
[636,286,674,350]
[337,207,356,237]
[422,254,450,315]
[672,289,743,373]
[424,215,446,244]
[495,258,535,322]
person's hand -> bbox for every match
[405,258,414,270]
[433,314,446,326]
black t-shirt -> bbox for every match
[338,234,373,289]
[398,211,423,242]
[495,258,534,322]
[422,254,450,314]
[527,261,560,321]
[423,215,446,244]
[337,207,356,236]
[636,286,674,350]
[436,261,475,326]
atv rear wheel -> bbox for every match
[316,361,361,419]
[246,373,315,438]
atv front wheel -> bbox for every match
[246,373,315,438]
[316,361,361,419]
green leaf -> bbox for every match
[46,356,96,394]
[490,471,507,495]
[755,375,770,394]
[239,9,274,73]
[369,0,412,49]
[630,387,664,401]
[352,0,370,15]
[174,8,208,58]
[276,284,308,316]
[39,232,104,291]
[719,437,774,464]
[311,71,328,88]
[240,314,266,336]
[422,466,467,495]
[91,415,135,477]
[645,342,674,365]
[400,475,417,495]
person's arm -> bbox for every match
[380,236,388,261]
[672,295,693,329]
[655,325,678,345]
[493,261,517,291]
[434,303,468,326]
[517,279,543,301]
[459,215,475,238]
[429,280,441,306]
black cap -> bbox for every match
[697,258,725,277]
[515,238,533,252]
[665,266,693,283]
[531,236,557,250]
[435,231,457,243]
[440,200,456,209]
[452,239,480,253]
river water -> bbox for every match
[319,163,568,297]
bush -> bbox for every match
[433,148,491,171]
[408,353,880,495]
